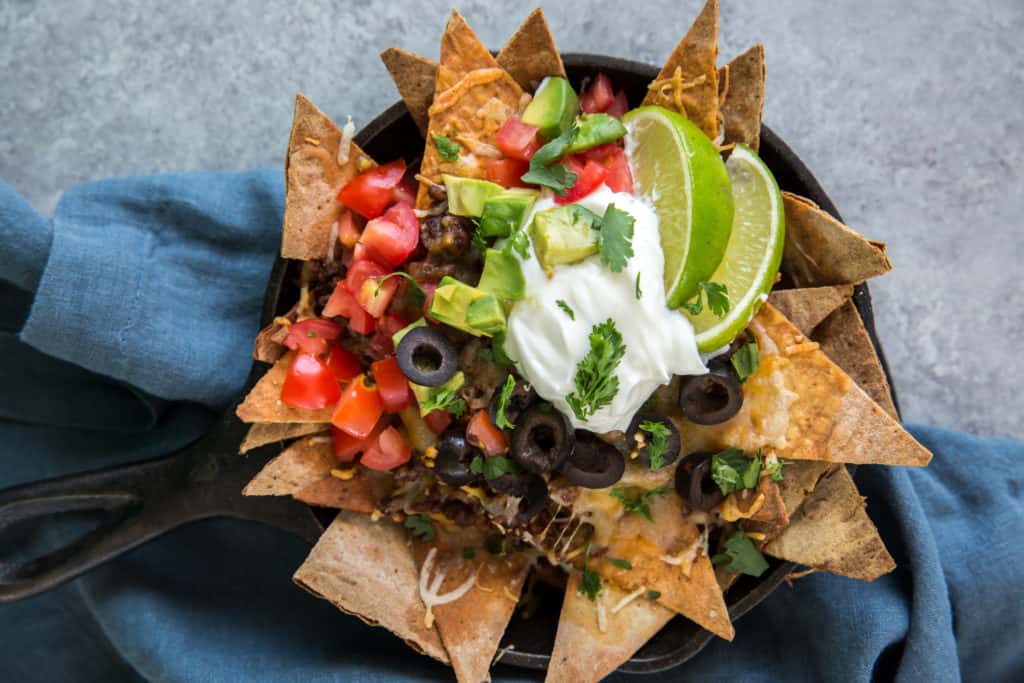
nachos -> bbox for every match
[237,3,931,681]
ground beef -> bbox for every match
[406,214,483,284]
[459,339,506,412]
[307,259,347,311]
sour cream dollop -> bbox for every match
[503,186,706,433]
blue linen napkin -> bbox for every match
[1,173,1021,682]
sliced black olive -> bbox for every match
[433,431,480,486]
[678,361,743,425]
[516,474,550,522]
[488,471,534,497]
[510,406,573,475]
[674,451,725,511]
[561,432,626,489]
[624,411,681,470]
[488,379,537,428]
[396,326,458,387]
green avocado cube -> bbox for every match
[410,371,465,417]
[529,204,601,274]
[466,294,507,335]
[522,77,579,139]
[478,188,539,238]
[429,276,488,336]
[565,113,627,154]
[442,175,503,217]
[477,248,526,301]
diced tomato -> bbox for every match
[327,344,362,382]
[345,259,391,296]
[495,117,542,160]
[280,352,341,410]
[284,318,342,355]
[579,143,620,163]
[331,421,384,463]
[358,276,399,319]
[337,159,407,219]
[486,158,531,189]
[338,210,361,249]
[332,374,383,438]
[371,356,412,412]
[604,148,634,194]
[580,73,615,114]
[467,410,508,456]
[424,409,453,435]
[368,313,408,358]
[322,284,376,335]
[358,202,419,267]
[420,281,438,322]
[555,159,609,205]
[360,426,412,471]
[606,90,629,119]
[392,174,417,207]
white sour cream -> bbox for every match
[503,186,706,432]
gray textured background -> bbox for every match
[2,0,1022,437]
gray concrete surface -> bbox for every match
[1,0,1022,437]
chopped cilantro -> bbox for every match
[646,590,662,601]
[681,281,731,318]
[765,457,792,482]
[432,134,461,161]
[520,126,579,195]
[530,125,577,167]
[597,204,634,272]
[404,514,435,541]
[502,225,531,259]
[375,272,426,309]
[635,272,642,299]
[731,337,760,383]
[565,319,627,421]
[607,557,633,570]
[471,221,488,251]
[485,535,508,557]
[579,543,602,600]
[556,299,575,320]
[710,448,762,496]
[638,419,671,470]
[470,454,521,480]
[610,486,669,522]
[306,330,317,337]
[419,387,467,418]
[494,374,517,429]
[462,546,476,560]
[712,530,769,577]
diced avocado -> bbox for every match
[529,204,602,274]
[477,248,526,301]
[429,276,488,336]
[392,317,427,348]
[565,113,627,154]
[522,77,579,139]
[466,294,507,335]
[410,371,465,417]
[478,188,539,238]
[442,175,503,217]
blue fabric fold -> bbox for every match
[0,172,1021,682]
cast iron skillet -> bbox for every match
[0,54,899,674]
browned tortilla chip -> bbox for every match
[701,304,931,467]
[412,526,530,683]
[380,47,438,136]
[294,512,448,662]
[749,477,789,526]
[814,301,898,418]
[416,68,524,209]
[768,285,854,335]
[236,351,334,424]
[782,192,892,287]
[239,421,326,454]
[642,0,720,139]
[546,573,674,683]
[496,8,566,90]
[764,466,895,581]
[282,94,375,260]
[252,304,297,364]
[718,45,765,150]
[436,10,504,91]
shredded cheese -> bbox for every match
[325,220,339,263]
[492,644,515,666]
[596,602,608,634]
[330,467,356,481]
[338,116,355,164]
[610,586,647,615]
[418,547,480,628]
[309,436,332,445]
[304,136,320,145]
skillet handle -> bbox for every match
[0,452,192,603]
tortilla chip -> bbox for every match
[416,68,524,209]
[545,573,675,683]
[436,10,503,91]
[768,285,853,335]
[293,474,379,513]
[239,421,327,454]
[282,94,375,260]
[381,47,438,136]
[764,466,895,581]
[293,512,449,662]
[700,304,930,467]
[782,192,892,287]
[496,8,566,91]
[718,45,765,150]
[814,301,898,418]
[642,0,720,139]
[236,351,334,424]
[749,477,789,526]
[412,526,530,683]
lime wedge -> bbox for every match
[686,143,785,352]
[622,106,734,307]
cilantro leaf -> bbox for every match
[597,204,634,272]
[646,590,661,601]
[419,387,467,418]
[485,535,508,557]
[610,486,669,522]
[472,222,488,251]
[638,419,671,470]
[502,225,530,259]
[607,557,633,570]
[432,134,461,161]
[731,336,760,383]
[579,543,602,600]
[404,514,435,541]
[635,272,643,299]
[375,272,426,309]
[530,125,577,167]
[710,448,762,496]
[489,331,515,368]
[565,319,627,421]
[470,454,521,480]
[766,457,792,482]
[556,299,575,320]
[494,375,517,429]
[520,163,577,195]
[712,530,769,577]
[681,281,731,318]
